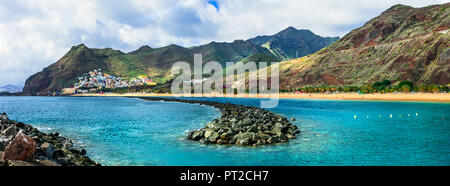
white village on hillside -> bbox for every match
[62,69,157,94]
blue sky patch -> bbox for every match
[208,0,219,11]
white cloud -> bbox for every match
[0,0,445,86]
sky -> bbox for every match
[0,0,447,86]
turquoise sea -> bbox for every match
[0,96,449,166]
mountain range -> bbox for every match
[23,27,338,93]
[0,85,24,93]
[23,3,449,94]
[249,27,339,60]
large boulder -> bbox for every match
[0,151,4,165]
[272,122,288,137]
[1,125,18,138]
[0,136,9,151]
[71,156,98,166]
[241,118,253,126]
[219,132,233,140]
[206,121,227,130]
[40,142,54,158]
[231,123,242,132]
[287,134,297,139]
[191,130,204,140]
[237,138,250,145]
[204,129,219,142]
[255,133,271,141]
[247,125,258,132]
[0,112,8,122]
[35,159,61,166]
[233,132,255,145]
[62,139,73,149]
[2,130,37,161]
[7,160,36,166]
[267,136,278,144]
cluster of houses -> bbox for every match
[62,69,157,94]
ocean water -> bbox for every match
[0,96,449,166]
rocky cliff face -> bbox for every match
[23,27,336,94]
[277,3,449,89]
[23,44,111,93]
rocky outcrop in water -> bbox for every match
[0,112,99,166]
[140,97,300,146]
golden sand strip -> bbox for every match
[73,93,450,102]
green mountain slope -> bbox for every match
[23,42,280,93]
[274,3,450,89]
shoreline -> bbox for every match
[72,93,450,102]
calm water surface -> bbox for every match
[0,96,448,165]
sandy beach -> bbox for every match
[73,92,450,102]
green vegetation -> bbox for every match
[95,78,448,95]
[275,3,450,89]
[280,81,449,93]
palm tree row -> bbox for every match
[280,80,449,93]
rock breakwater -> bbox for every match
[139,97,300,146]
[0,113,100,166]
